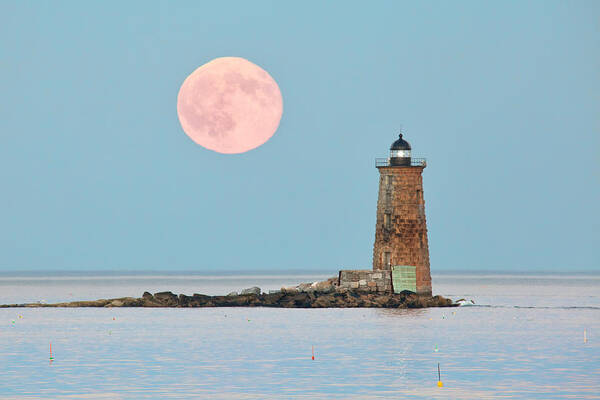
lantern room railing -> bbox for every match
[375,158,427,167]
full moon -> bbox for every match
[177,57,283,154]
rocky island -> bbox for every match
[1,277,456,309]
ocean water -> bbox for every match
[0,271,598,399]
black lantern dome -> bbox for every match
[390,134,411,151]
[389,134,411,166]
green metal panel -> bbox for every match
[392,265,417,293]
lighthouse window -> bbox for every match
[386,175,393,186]
[383,251,391,267]
[384,213,391,229]
[391,149,411,158]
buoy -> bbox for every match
[584,329,587,344]
[434,345,439,352]
[112,317,116,321]
[437,363,443,387]
[49,343,54,361]
[311,345,315,360]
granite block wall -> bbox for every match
[338,270,392,293]
[372,166,432,296]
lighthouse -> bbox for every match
[372,133,432,296]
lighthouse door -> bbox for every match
[392,265,417,294]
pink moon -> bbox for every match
[177,57,283,154]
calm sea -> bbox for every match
[0,271,598,399]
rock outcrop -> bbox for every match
[1,289,455,309]
[282,276,339,294]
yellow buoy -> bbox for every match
[437,381,443,387]
[437,363,443,387]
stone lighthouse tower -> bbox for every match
[372,133,432,296]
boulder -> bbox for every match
[240,287,261,295]
[178,294,192,306]
[153,291,178,306]
[108,299,124,307]
[297,282,313,292]
[290,293,311,307]
[142,292,153,300]
[281,286,298,294]
[226,291,239,296]
[313,280,335,292]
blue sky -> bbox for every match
[1,1,598,272]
